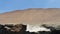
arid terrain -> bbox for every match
[0,8,60,26]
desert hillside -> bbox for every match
[0,8,60,26]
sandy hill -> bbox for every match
[0,8,60,26]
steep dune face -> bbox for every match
[0,8,60,26]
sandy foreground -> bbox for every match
[0,8,60,26]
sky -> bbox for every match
[0,0,60,13]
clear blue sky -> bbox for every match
[0,0,60,13]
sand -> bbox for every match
[0,8,60,26]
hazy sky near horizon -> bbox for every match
[0,0,60,13]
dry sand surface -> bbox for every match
[0,8,60,26]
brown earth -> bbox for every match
[0,8,60,26]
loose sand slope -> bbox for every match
[0,8,60,26]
